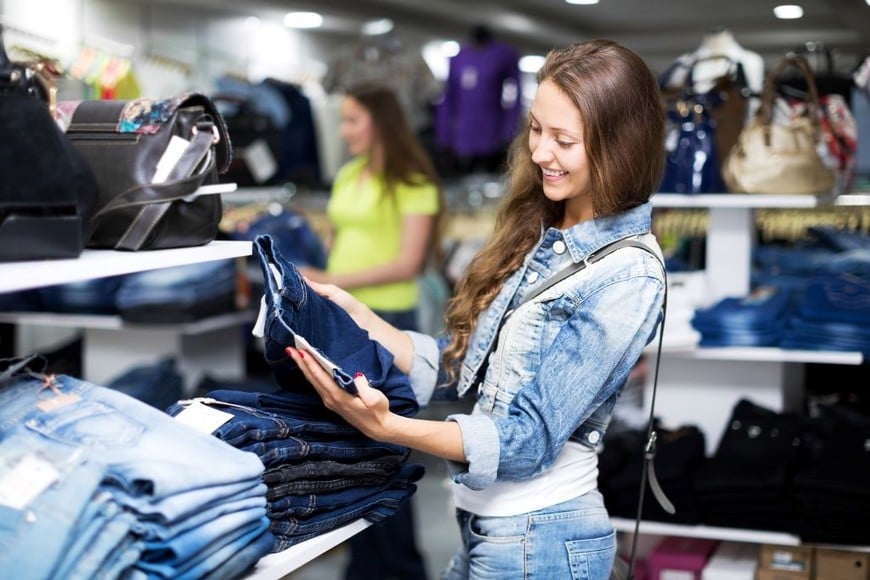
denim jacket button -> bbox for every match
[587,431,601,444]
[527,271,539,284]
[553,240,567,254]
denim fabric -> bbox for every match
[129,479,267,537]
[227,209,327,269]
[38,275,125,314]
[146,494,266,543]
[242,434,409,469]
[135,509,269,578]
[106,357,184,411]
[200,528,277,580]
[0,430,106,580]
[253,234,419,416]
[91,534,146,579]
[0,373,265,521]
[799,270,870,325]
[174,520,272,580]
[692,286,794,329]
[48,491,139,580]
[271,484,419,551]
[442,491,615,580]
[442,203,665,490]
[263,455,404,486]
[166,393,360,447]
[115,259,238,323]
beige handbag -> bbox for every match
[722,55,835,195]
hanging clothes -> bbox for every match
[435,30,521,169]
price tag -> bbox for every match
[173,401,234,435]
[0,454,60,510]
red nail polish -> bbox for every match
[284,347,295,357]
[298,350,305,359]
[354,372,363,378]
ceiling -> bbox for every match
[187,0,870,72]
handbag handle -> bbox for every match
[756,55,824,142]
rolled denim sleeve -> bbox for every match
[445,412,500,489]
[404,331,439,408]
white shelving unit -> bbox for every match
[637,193,868,549]
[0,240,370,578]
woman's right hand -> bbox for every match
[304,278,372,329]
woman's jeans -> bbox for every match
[442,491,616,580]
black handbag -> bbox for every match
[0,26,98,262]
[61,92,232,251]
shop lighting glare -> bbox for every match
[362,18,394,36]
[773,4,804,19]
[283,11,323,29]
[244,16,261,30]
[566,0,600,5]
[441,40,460,57]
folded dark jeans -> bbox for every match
[253,234,418,417]
[692,286,794,329]
[267,463,425,518]
[269,478,421,551]
[800,270,870,324]
[263,455,405,486]
[242,434,408,469]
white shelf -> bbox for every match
[657,346,864,366]
[245,519,370,579]
[611,518,870,552]
[0,310,254,334]
[0,241,253,294]
[651,193,870,209]
[612,517,799,545]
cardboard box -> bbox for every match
[759,544,813,576]
[815,548,870,580]
[649,536,718,580]
[701,541,758,580]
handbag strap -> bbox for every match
[94,122,216,251]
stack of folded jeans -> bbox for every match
[691,286,795,347]
[790,404,870,545]
[780,250,870,354]
[166,391,424,551]
[694,399,803,533]
[0,363,274,579]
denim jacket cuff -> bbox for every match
[445,413,499,490]
[405,331,438,408]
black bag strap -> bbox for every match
[95,122,216,251]
[472,237,659,388]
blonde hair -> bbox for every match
[442,39,665,379]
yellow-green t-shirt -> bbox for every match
[326,156,439,311]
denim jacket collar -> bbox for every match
[559,202,653,263]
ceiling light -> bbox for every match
[283,11,323,29]
[773,4,804,19]
[566,0,600,4]
[361,18,394,36]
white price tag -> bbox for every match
[173,401,234,435]
[243,139,278,184]
[293,334,340,374]
[0,454,60,510]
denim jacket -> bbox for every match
[407,202,665,490]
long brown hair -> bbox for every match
[442,39,665,378]
[345,83,446,263]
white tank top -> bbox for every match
[451,440,599,517]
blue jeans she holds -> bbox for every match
[252,234,419,417]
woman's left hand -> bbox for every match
[285,346,392,441]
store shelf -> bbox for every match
[611,518,870,552]
[612,517,799,545]
[0,241,253,294]
[651,193,870,208]
[657,346,864,366]
[245,519,370,579]
[0,310,254,334]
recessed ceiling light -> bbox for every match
[283,11,323,29]
[773,4,804,19]
[361,18,394,36]
[566,0,600,4]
